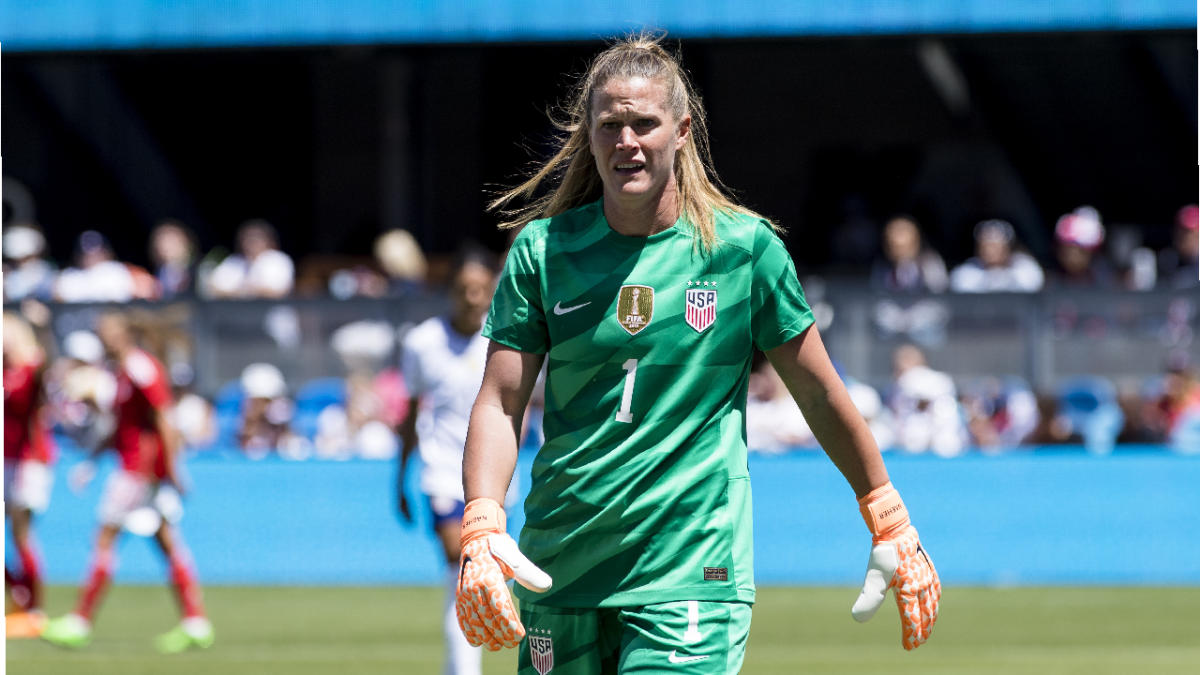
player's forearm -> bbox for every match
[153,409,181,476]
[464,342,544,502]
[397,399,419,474]
[767,327,888,498]
[463,398,521,503]
[800,388,889,498]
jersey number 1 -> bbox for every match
[615,358,638,423]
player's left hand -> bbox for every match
[455,498,552,650]
[850,482,941,650]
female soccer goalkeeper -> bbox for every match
[456,33,941,674]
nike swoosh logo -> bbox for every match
[668,651,710,664]
[553,300,591,315]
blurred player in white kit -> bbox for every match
[396,247,510,675]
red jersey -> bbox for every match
[113,349,173,478]
[3,360,56,463]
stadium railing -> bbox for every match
[17,284,1199,397]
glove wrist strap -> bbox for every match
[858,482,910,539]
[461,497,506,545]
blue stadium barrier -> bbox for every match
[3,1,1192,51]
[16,444,1198,587]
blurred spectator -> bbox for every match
[871,215,948,293]
[870,216,951,347]
[48,330,117,453]
[888,345,967,457]
[1158,204,1199,288]
[1145,352,1200,449]
[330,320,396,373]
[54,230,158,303]
[3,223,57,302]
[373,368,410,430]
[374,229,428,294]
[330,319,410,427]
[297,229,425,299]
[1050,206,1115,288]
[1024,393,1080,446]
[311,320,407,459]
[168,365,216,450]
[237,363,296,458]
[325,261,388,299]
[843,375,896,451]
[745,359,814,453]
[1107,224,1159,291]
[1055,375,1125,454]
[949,219,1044,293]
[149,220,198,299]
[959,376,1039,450]
[1116,385,1161,444]
[206,220,294,299]
[313,373,399,460]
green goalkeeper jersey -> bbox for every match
[485,199,813,608]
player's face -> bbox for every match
[883,219,920,263]
[589,76,690,207]
[978,237,1011,267]
[451,262,496,324]
[1178,226,1198,258]
[95,315,128,357]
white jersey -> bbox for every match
[401,316,489,500]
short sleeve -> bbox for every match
[250,251,295,295]
[126,352,171,410]
[750,225,814,351]
[484,227,549,354]
[399,333,426,398]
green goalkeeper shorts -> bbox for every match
[518,600,751,674]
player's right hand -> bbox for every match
[455,498,552,650]
[397,489,413,524]
[68,460,96,494]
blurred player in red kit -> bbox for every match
[4,312,57,638]
[41,312,214,652]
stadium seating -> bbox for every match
[1057,375,1125,454]
[213,379,246,444]
[292,377,348,438]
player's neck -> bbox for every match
[602,186,680,238]
[449,314,481,338]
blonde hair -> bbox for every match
[3,312,45,366]
[489,32,776,251]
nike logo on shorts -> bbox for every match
[552,300,591,315]
[668,650,710,664]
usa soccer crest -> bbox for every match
[529,629,554,674]
[685,286,718,332]
[617,285,654,336]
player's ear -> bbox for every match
[675,115,691,150]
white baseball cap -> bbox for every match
[3,225,46,260]
[241,362,287,399]
[63,330,104,364]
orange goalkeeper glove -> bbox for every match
[851,482,941,650]
[455,498,552,650]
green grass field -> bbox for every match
[7,585,1199,674]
